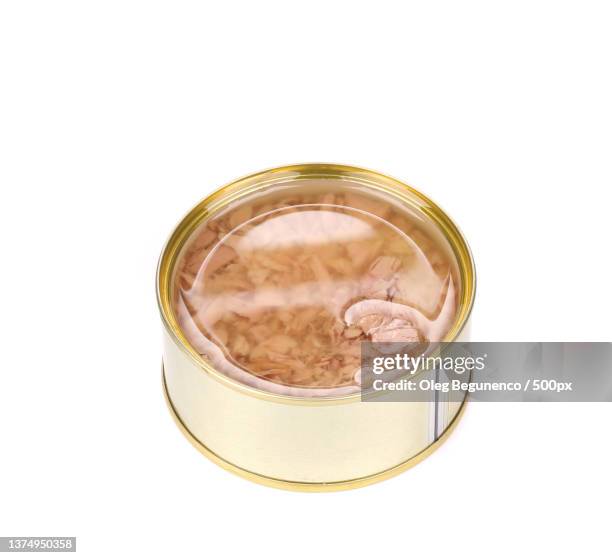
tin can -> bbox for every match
[157,163,476,491]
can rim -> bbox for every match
[156,163,477,406]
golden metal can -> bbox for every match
[157,163,476,491]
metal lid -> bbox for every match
[161,165,472,398]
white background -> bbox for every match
[1,2,611,557]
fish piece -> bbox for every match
[369,256,400,280]
[229,206,253,229]
[343,326,363,339]
[204,245,237,277]
[345,193,391,219]
[371,324,420,343]
[266,334,298,354]
[231,334,250,356]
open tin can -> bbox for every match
[157,163,475,491]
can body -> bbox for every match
[158,164,475,491]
